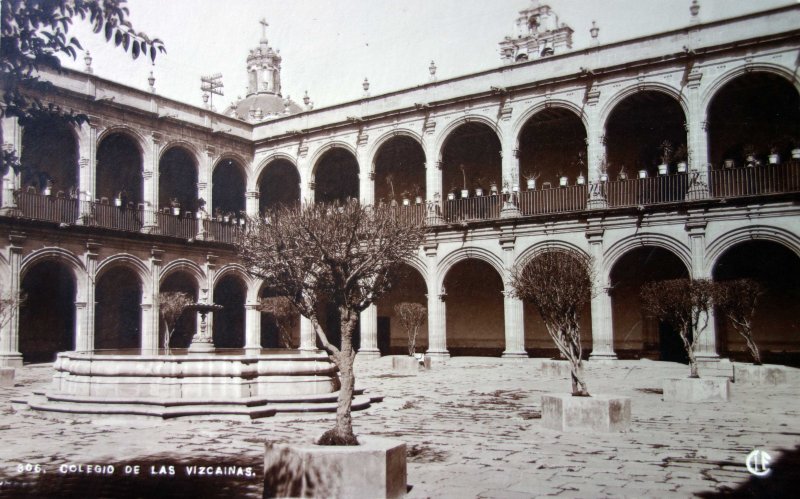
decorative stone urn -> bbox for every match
[263,436,407,498]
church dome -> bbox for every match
[232,94,302,121]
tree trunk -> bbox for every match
[318,307,359,446]
[683,329,699,378]
[745,336,762,365]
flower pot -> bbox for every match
[576,174,586,185]
[677,162,688,173]
[559,176,568,187]
[768,153,779,165]
[196,212,203,219]
[447,192,455,201]
[460,189,469,198]
[43,187,51,196]
[658,164,668,175]
[512,184,519,193]
[223,216,230,223]
[415,196,423,204]
[114,198,122,207]
[402,198,410,206]
[490,185,498,195]
[599,173,609,182]
[526,179,536,190]
[618,172,628,180]
[792,148,800,159]
[746,154,756,164]
[172,207,180,216]
[475,188,483,196]
[638,170,647,179]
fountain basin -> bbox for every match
[25,349,381,420]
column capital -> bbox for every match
[423,242,438,257]
[9,231,26,249]
[86,239,102,258]
[499,235,515,250]
[685,220,707,236]
[585,228,605,243]
[246,190,260,199]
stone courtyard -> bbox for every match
[0,357,797,498]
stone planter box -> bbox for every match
[0,367,15,387]
[392,355,430,373]
[540,359,571,378]
[264,435,406,498]
[733,363,789,385]
[662,377,730,403]
[541,394,631,432]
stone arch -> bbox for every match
[256,155,301,212]
[604,233,691,279]
[310,145,360,203]
[515,240,590,277]
[705,225,800,277]
[376,262,429,355]
[433,115,504,162]
[96,129,145,204]
[20,115,80,193]
[211,156,247,215]
[213,152,252,177]
[159,259,205,288]
[308,142,360,180]
[511,100,589,144]
[213,263,251,289]
[252,152,298,191]
[20,248,85,285]
[95,254,152,298]
[367,129,426,174]
[94,257,146,350]
[401,254,428,284]
[96,125,146,156]
[700,64,800,119]
[599,82,689,130]
[437,246,505,293]
[159,140,202,166]
[371,133,427,204]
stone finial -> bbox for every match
[590,21,599,44]
[84,51,93,73]
[362,77,370,96]
[690,0,700,23]
[202,92,209,108]
[429,60,437,81]
[148,71,155,93]
[303,90,313,110]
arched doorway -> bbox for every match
[212,275,246,348]
[605,91,686,178]
[707,73,800,168]
[609,247,689,361]
[95,266,142,350]
[713,241,800,363]
[159,272,198,350]
[443,259,504,356]
[373,136,426,205]
[259,286,300,349]
[375,264,428,355]
[96,132,143,205]
[258,159,300,213]
[19,261,76,362]
[20,117,79,194]
[212,159,246,218]
[159,147,198,212]
[313,148,359,204]
[518,108,587,187]
[441,123,501,199]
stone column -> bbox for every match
[146,247,164,352]
[358,304,380,359]
[76,240,101,352]
[142,133,162,233]
[500,148,520,193]
[587,228,616,360]
[299,315,316,351]
[140,303,153,351]
[424,242,449,358]
[499,234,526,357]
[686,219,718,360]
[1,116,21,214]
[199,145,214,209]
[0,232,25,367]
[425,160,441,204]
[245,190,260,217]
[584,85,603,182]
[360,170,375,206]
[77,118,99,207]
[244,303,261,351]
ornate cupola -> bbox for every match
[499,1,574,63]
[228,19,302,122]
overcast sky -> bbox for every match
[59,0,792,112]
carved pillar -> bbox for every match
[299,315,316,351]
[244,303,261,351]
[142,133,162,233]
[424,242,449,358]
[360,169,375,206]
[77,118,99,206]
[499,234,526,357]
[146,247,164,352]
[1,116,21,214]
[245,190,260,217]
[500,148,520,193]
[686,219,718,360]
[0,232,25,367]
[586,228,616,360]
[77,240,101,352]
[200,145,214,208]
[358,304,380,359]
[584,85,603,183]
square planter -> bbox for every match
[0,367,14,387]
[392,355,431,373]
[541,394,631,432]
[264,436,406,498]
[733,363,789,385]
[662,377,730,403]
[540,359,571,378]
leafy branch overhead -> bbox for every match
[1,0,166,171]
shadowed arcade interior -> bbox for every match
[518,108,588,186]
[258,159,301,213]
[94,266,142,350]
[158,147,198,212]
[444,259,504,356]
[19,260,75,363]
[441,123,501,198]
[375,264,428,355]
[313,148,359,204]
[20,117,79,194]
[159,271,198,349]
[96,132,143,204]
[211,159,246,216]
[212,275,245,349]
[373,136,426,204]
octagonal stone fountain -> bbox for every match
[24,294,380,420]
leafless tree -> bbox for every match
[259,296,298,349]
[0,289,25,332]
[394,302,426,356]
[159,291,193,354]
[510,251,594,396]
[640,278,716,378]
[238,200,426,445]
[714,279,763,365]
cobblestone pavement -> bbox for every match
[0,357,798,498]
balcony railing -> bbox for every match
[4,162,799,240]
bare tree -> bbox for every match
[510,251,593,396]
[0,289,25,332]
[238,201,426,445]
[394,302,426,356]
[714,279,763,365]
[259,296,298,349]
[159,291,193,353]
[640,279,716,378]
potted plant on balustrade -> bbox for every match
[618,165,628,181]
[489,178,499,195]
[558,169,568,187]
[473,177,485,196]
[392,302,430,373]
[598,155,610,182]
[743,144,757,166]
[169,198,180,216]
[675,144,689,173]
[459,164,469,198]
[640,278,730,402]
[714,279,788,385]
[658,140,673,175]
[447,183,459,201]
[768,144,780,165]
[791,138,800,159]
[239,201,425,497]
[412,184,423,205]
[385,174,396,205]
[510,250,631,432]
[400,190,411,206]
[524,171,540,190]
[574,152,586,185]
